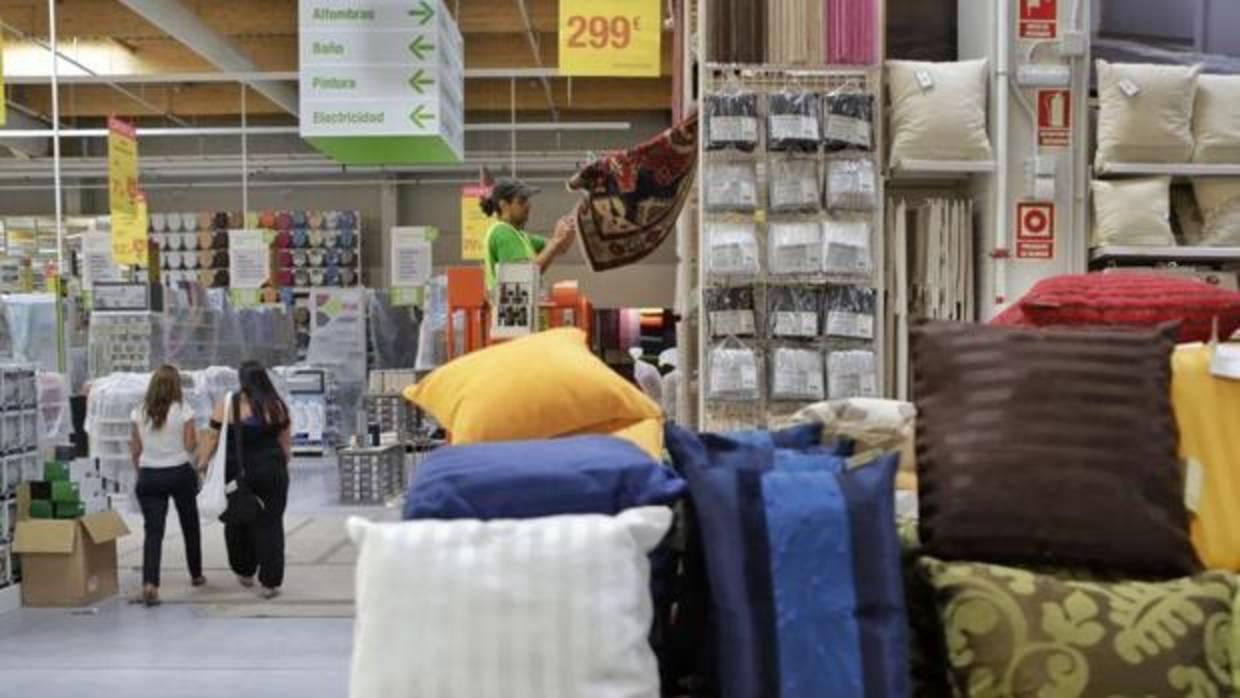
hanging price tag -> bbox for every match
[559,0,661,77]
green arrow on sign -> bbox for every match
[407,35,435,60]
[409,105,434,128]
[408,0,434,26]
[408,69,435,94]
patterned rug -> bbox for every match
[568,115,698,272]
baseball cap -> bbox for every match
[489,177,540,202]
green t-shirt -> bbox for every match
[484,222,547,288]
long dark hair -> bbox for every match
[143,365,182,429]
[479,192,506,217]
[238,360,289,429]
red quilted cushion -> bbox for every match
[1020,273,1240,342]
[989,303,1034,327]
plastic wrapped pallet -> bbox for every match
[35,371,71,447]
[5,294,59,372]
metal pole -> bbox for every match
[241,85,249,220]
[48,0,66,374]
[510,78,517,175]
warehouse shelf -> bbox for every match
[889,159,997,179]
[1094,162,1240,178]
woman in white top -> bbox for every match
[130,365,206,606]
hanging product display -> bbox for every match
[707,339,761,401]
[706,222,762,277]
[770,346,825,402]
[767,91,821,153]
[822,219,874,277]
[768,159,821,213]
[705,162,760,212]
[823,89,874,152]
[824,285,876,340]
[705,286,758,337]
[767,285,821,339]
[705,92,761,152]
[827,349,878,399]
[768,222,824,275]
[825,158,878,211]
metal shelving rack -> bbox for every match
[685,0,888,431]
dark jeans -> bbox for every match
[136,464,203,587]
[224,460,290,589]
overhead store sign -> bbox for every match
[460,185,491,261]
[298,0,464,164]
[1019,0,1057,39]
[108,117,148,266]
[559,0,662,77]
[1016,202,1055,259]
[1037,89,1071,148]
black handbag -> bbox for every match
[219,394,266,526]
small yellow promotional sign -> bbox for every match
[558,0,661,77]
[460,185,491,261]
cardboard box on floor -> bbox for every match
[11,483,129,607]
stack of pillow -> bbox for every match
[905,319,1239,696]
[1093,62,1240,247]
[346,328,687,698]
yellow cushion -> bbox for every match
[406,328,663,447]
[569,417,665,460]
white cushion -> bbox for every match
[1091,177,1176,247]
[886,59,992,167]
[1194,74,1240,164]
[346,507,672,698]
[1096,60,1200,166]
[1192,179,1240,246]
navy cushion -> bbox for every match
[665,424,909,698]
[402,435,686,521]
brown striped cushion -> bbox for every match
[912,320,1197,577]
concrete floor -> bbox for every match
[0,458,384,698]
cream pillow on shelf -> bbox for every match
[347,507,672,698]
[1193,74,1240,164]
[1096,60,1200,167]
[1192,179,1240,246]
[1092,177,1175,247]
[886,59,992,168]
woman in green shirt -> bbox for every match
[482,177,576,288]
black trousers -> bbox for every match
[224,460,290,589]
[136,464,203,587]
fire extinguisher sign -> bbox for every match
[1037,89,1071,148]
[1020,0,1057,39]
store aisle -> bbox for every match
[0,458,394,698]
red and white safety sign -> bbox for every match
[1037,89,1071,148]
[1020,0,1057,39]
[1016,202,1055,259]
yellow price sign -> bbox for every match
[107,116,139,218]
[558,0,661,77]
[460,185,492,261]
[112,193,149,267]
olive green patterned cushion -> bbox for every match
[920,557,1238,698]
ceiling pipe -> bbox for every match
[513,0,559,119]
[0,122,631,139]
[4,68,565,85]
[116,0,299,116]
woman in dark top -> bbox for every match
[199,360,292,599]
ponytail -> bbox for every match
[479,196,498,217]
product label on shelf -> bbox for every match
[827,311,875,340]
[769,115,818,142]
[710,310,755,337]
[229,230,271,289]
[708,116,758,146]
[773,311,818,338]
[558,0,661,77]
[824,115,872,148]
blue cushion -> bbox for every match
[665,423,909,698]
[403,436,686,521]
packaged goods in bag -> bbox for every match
[769,222,824,275]
[825,285,877,340]
[708,340,761,401]
[828,350,879,399]
[705,92,761,152]
[768,91,821,153]
[706,222,761,277]
[826,158,878,211]
[705,286,758,337]
[823,90,875,152]
[705,162,759,212]
[771,347,826,401]
[768,286,821,338]
[768,159,821,213]
[822,220,874,277]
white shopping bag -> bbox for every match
[197,391,230,521]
